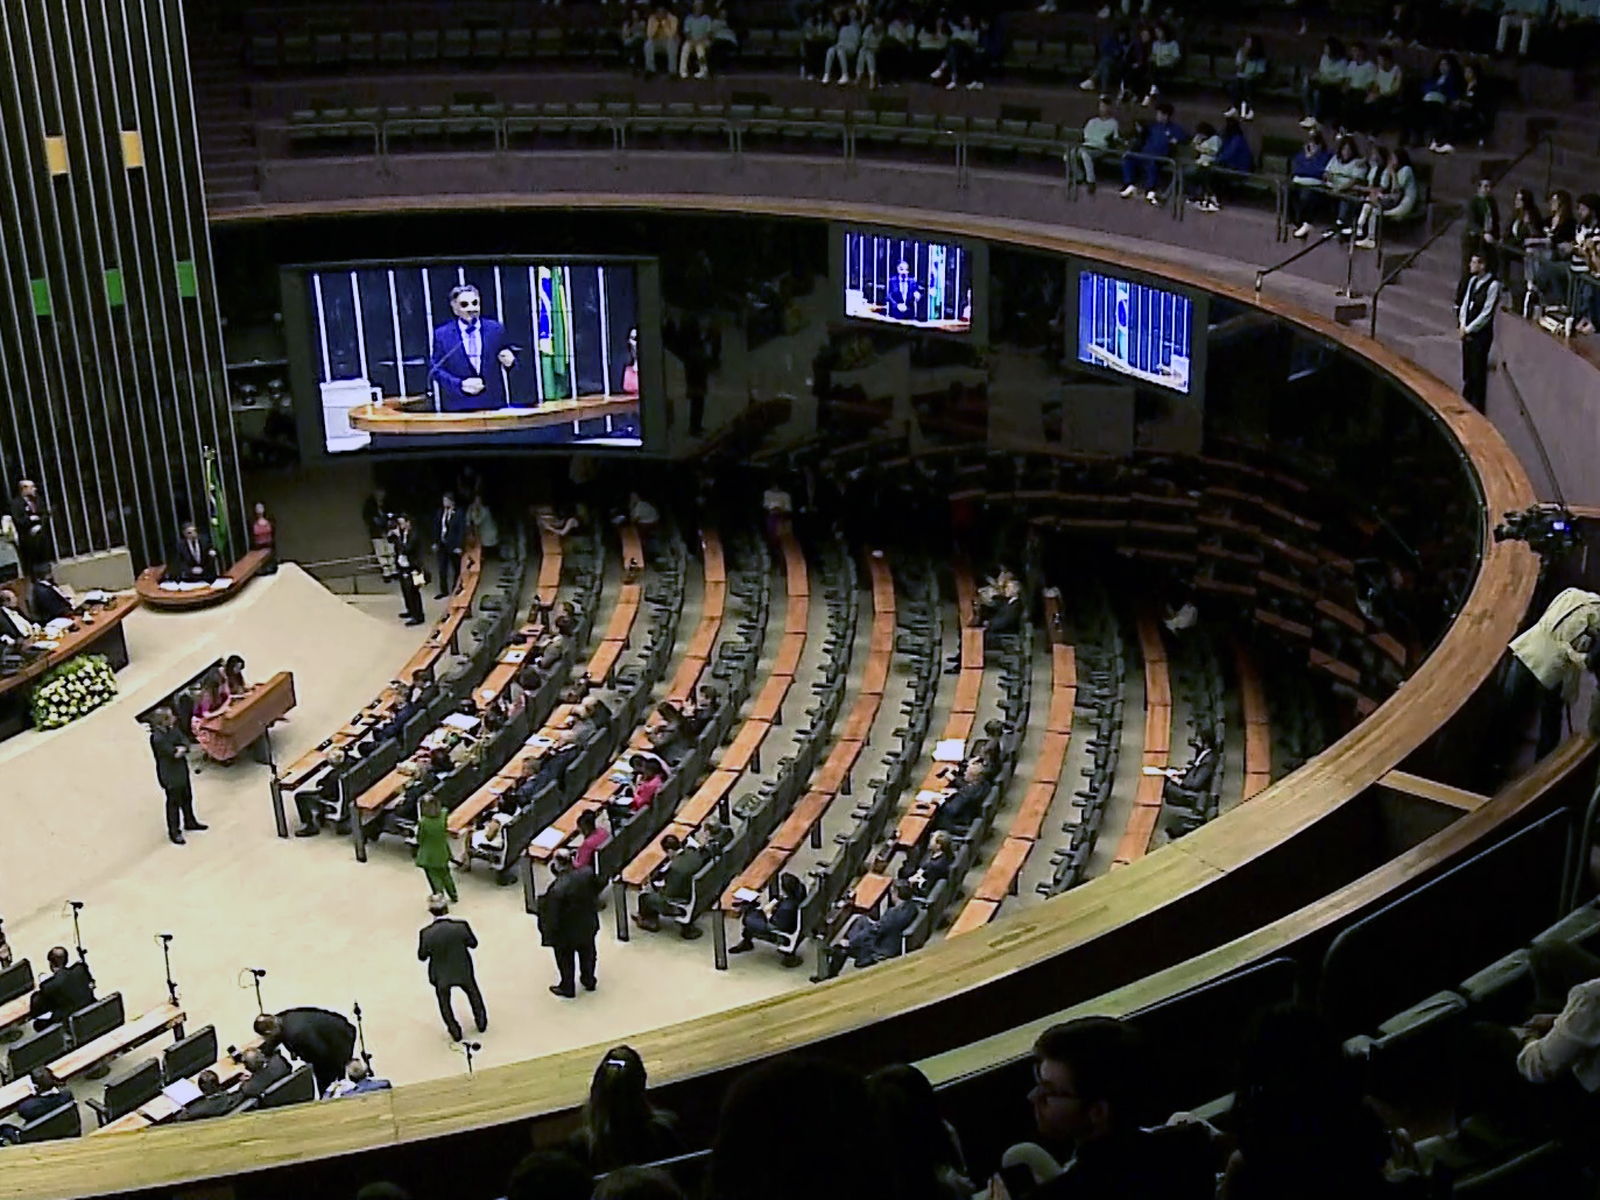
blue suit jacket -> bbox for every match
[429,318,514,412]
[886,276,922,322]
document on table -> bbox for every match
[442,712,481,732]
[209,577,233,590]
[161,1079,202,1106]
[531,827,566,851]
[933,739,966,762]
[500,648,527,664]
[916,789,947,805]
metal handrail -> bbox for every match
[1253,225,1342,293]
[1368,134,1554,338]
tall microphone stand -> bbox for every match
[248,968,267,1014]
[157,934,179,1005]
[353,1001,373,1071]
[69,900,87,964]
[461,1040,480,1076]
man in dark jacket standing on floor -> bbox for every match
[417,894,488,1042]
[537,850,603,998]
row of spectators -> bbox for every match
[797,6,1002,89]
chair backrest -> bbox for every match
[19,1097,80,1142]
[257,1063,316,1109]
[69,992,125,1046]
[0,958,32,1005]
[10,1022,68,1078]
[162,1024,218,1084]
[101,1055,164,1120]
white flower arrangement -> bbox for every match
[31,654,118,729]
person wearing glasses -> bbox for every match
[983,1017,1212,1199]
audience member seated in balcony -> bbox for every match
[1075,96,1122,193]
[930,14,984,91]
[1119,103,1187,205]
[0,1069,72,1141]
[620,11,646,66]
[636,833,711,934]
[1184,122,1222,206]
[867,1063,975,1200]
[882,11,915,82]
[569,1045,683,1172]
[295,745,351,837]
[827,882,918,975]
[903,830,957,897]
[854,18,882,88]
[986,1017,1213,1200]
[1449,61,1492,150]
[1410,54,1464,153]
[710,1057,877,1200]
[822,6,861,84]
[1080,25,1133,96]
[915,16,950,79]
[1225,1005,1396,1200]
[1144,23,1181,103]
[1187,109,1251,210]
[709,6,740,71]
[730,871,805,953]
[29,945,94,1032]
[1352,148,1418,248]
[1224,33,1268,123]
[643,5,679,76]
[1300,37,1349,128]
[1287,131,1335,239]
[572,808,611,873]
[1530,192,1598,310]
[1320,136,1371,233]
[680,0,714,78]
[800,6,837,80]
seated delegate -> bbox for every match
[28,945,95,1031]
[730,872,805,954]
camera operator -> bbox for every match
[1499,587,1600,772]
[388,513,425,627]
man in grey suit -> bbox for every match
[417,895,488,1042]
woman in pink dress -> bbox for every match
[190,669,234,763]
[621,327,640,396]
[251,502,277,573]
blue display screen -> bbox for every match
[1076,270,1194,394]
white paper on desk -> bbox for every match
[916,789,947,804]
[83,589,110,604]
[33,639,59,650]
[44,619,74,635]
[442,712,480,732]
[732,887,760,905]
[161,1079,202,1106]
[528,734,554,749]
[933,739,966,762]
[158,581,183,591]
[531,827,566,851]
[209,577,233,590]
[500,648,527,664]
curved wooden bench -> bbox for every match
[1113,615,1171,867]
[135,549,272,610]
[0,200,1538,1200]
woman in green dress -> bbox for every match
[415,798,458,902]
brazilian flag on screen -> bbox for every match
[203,446,230,560]
[537,266,571,402]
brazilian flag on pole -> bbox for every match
[537,266,571,402]
[203,446,231,561]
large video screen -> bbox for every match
[842,229,974,334]
[1076,269,1195,394]
[289,259,654,454]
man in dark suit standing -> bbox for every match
[28,563,72,623]
[389,514,425,626]
[885,260,924,322]
[417,895,488,1042]
[428,284,517,413]
[537,850,603,998]
[253,1006,358,1096]
[171,520,220,582]
[27,947,95,1031]
[10,480,50,575]
[434,493,466,599]
[148,707,204,845]
[1457,251,1500,413]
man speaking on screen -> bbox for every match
[429,284,517,412]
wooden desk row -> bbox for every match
[280,538,484,790]
[0,1004,186,1120]
[95,1037,262,1134]
[724,550,895,908]
[621,530,808,890]
[0,592,140,702]
[448,524,645,837]
[530,530,727,864]
[950,640,1078,937]
[193,671,297,763]
[1112,615,1171,868]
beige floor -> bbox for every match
[1,567,799,1091]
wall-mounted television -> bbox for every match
[836,226,986,339]
[1072,267,1201,395]
[281,257,662,457]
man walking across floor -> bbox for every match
[1457,250,1500,413]
[537,849,603,998]
[434,492,465,598]
[148,706,205,845]
[417,895,488,1043]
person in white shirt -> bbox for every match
[1457,251,1501,412]
[679,0,713,78]
[1497,0,1547,55]
[1146,23,1181,102]
[856,18,883,88]
[823,8,861,83]
[1353,147,1418,247]
[1499,585,1600,767]
[1300,37,1348,127]
[1075,96,1121,190]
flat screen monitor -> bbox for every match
[1075,268,1196,394]
[283,258,659,456]
[841,228,976,335]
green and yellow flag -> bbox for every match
[537,266,571,402]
